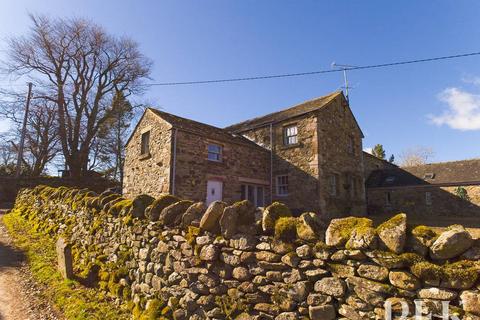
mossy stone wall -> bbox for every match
[9,185,480,320]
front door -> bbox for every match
[206,180,223,205]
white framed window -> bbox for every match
[241,185,265,207]
[425,192,432,206]
[385,191,392,206]
[283,125,298,145]
[140,131,150,155]
[276,175,289,196]
[329,174,339,196]
[207,144,222,162]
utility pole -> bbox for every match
[15,82,33,178]
[331,62,357,103]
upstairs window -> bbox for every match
[140,131,150,155]
[207,144,222,162]
[276,175,289,196]
[283,125,298,145]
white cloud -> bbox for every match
[429,87,480,130]
[363,147,373,154]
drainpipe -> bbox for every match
[270,123,273,203]
[172,128,178,195]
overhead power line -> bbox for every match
[147,51,480,86]
[1,51,480,88]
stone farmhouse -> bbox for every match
[124,91,366,217]
[123,89,480,219]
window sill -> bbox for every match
[139,153,151,160]
[280,143,301,150]
[207,159,223,163]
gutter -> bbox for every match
[367,181,480,190]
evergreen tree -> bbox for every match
[389,154,395,163]
[372,144,386,160]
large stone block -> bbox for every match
[199,201,227,232]
[430,225,473,260]
[56,237,73,280]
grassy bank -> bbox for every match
[2,209,131,320]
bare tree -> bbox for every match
[5,14,152,178]
[24,100,60,175]
[399,146,435,167]
[0,90,60,176]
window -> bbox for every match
[347,135,355,155]
[276,175,289,196]
[241,185,265,207]
[385,191,392,206]
[140,131,150,155]
[424,173,435,180]
[329,174,339,196]
[283,125,298,145]
[207,144,222,162]
[385,176,396,184]
[425,192,432,206]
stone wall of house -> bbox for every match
[316,97,366,217]
[173,129,271,204]
[11,185,480,320]
[240,95,366,217]
[123,110,173,198]
[238,115,320,214]
[367,185,480,217]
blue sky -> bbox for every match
[1,1,480,163]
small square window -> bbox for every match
[140,131,150,155]
[276,175,289,196]
[207,144,222,162]
[283,125,298,145]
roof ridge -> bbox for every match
[401,157,480,169]
[148,107,229,132]
[224,91,342,132]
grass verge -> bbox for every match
[2,209,131,320]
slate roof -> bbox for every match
[148,108,266,150]
[225,91,343,133]
[367,159,480,188]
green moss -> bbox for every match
[411,225,438,242]
[411,260,478,287]
[108,199,133,216]
[411,261,443,281]
[376,213,406,233]
[185,225,201,245]
[331,217,373,246]
[215,295,247,319]
[370,250,424,269]
[274,217,298,243]
[145,194,179,220]
[2,210,130,320]
[122,286,132,301]
[263,202,292,233]
[314,241,328,251]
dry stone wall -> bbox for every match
[10,185,480,320]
